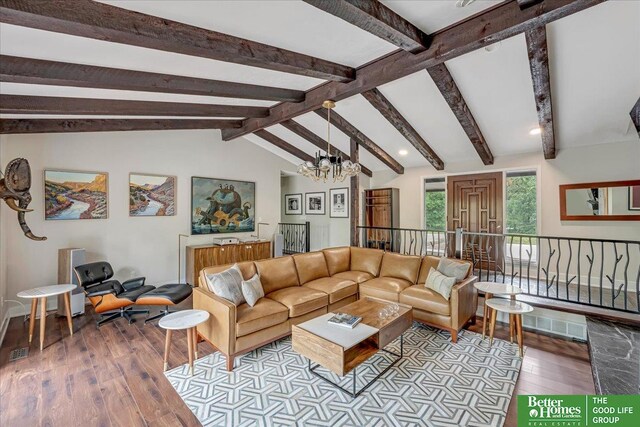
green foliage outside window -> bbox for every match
[425,190,446,230]
[505,175,537,235]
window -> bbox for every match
[505,171,537,235]
[424,178,446,230]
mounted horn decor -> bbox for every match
[0,158,46,241]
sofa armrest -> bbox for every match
[193,287,237,356]
[450,275,478,331]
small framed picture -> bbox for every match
[629,186,640,210]
[129,173,176,217]
[284,193,302,215]
[305,192,326,215]
[330,187,349,218]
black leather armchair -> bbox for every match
[74,261,155,327]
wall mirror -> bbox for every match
[559,180,640,221]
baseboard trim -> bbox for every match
[0,310,10,349]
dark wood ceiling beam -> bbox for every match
[426,64,494,165]
[0,118,241,134]
[253,129,315,163]
[222,0,604,141]
[631,97,640,137]
[302,0,430,53]
[0,95,269,118]
[314,109,404,174]
[280,119,372,177]
[362,88,444,170]
[0,0,354,82]
[518,0,545,9]
[0,55,305,103]
[525,26,556,159]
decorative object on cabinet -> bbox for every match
[45,169,108,220]
[364,188,399,250]
[185,240,271,286]
[191,176,255,234]
[0,157,46,240]
[285,193,302,215]
[305,192,325,215]
[559,180,640,221]
[329,187,349,218]
[130,173,176,216]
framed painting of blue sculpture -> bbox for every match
[191,177,255,234]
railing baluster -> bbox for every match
[600,241,605,307]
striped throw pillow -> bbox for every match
[425,267,457,301]
[205,264,245,305]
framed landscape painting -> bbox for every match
[305,192,325,215]
[44,170,108,220]
[330,187,349,218]
[130,173,176,216]
[191,177,255,234]
[285,193,302,215]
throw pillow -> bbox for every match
[242,274,265,307]
[437,257,469,283]
[205,264,245,305]
[425,267,457,301]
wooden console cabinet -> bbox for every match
[185,241,271,285]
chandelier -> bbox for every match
[297,100,361,182]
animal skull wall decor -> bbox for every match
[0,158,46,241]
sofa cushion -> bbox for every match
[417,256,440,285]
[303,277,357,304]
[200,261,256,286]
[400,285,451,316]
[236,298,289,337]
[425,267,457,300]
[267,287,328,317]
[255,257,299,294]
[379,252,422,284]
[322,247,351,276]
[205,264,245,305]
[293,252,329,285]
[437,257,471,282]
[241,274,264,307]
[417,256,471,285]
[350,247,384,276]
[358,277,413,302]
[332,270,374,284]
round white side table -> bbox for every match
[159,309,209,375]
[486,298,533,357]
[474,282,522,340]
[17,284,76,351]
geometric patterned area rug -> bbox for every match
[165,323,522,427]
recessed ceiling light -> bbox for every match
[398,149,408,156]
[529,127,542,135]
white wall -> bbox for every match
[280,174,370,250]
[0,146,8,342]
[372,140,640,241]
[0,130,295,317]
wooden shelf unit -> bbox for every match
[185,241,271,285]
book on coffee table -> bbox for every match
[327,312,362,329]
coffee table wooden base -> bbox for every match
[308,334,404,398]
[163,327,199,375]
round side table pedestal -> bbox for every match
[17,284,76,351]
[486,298,533,357]
[473,282,522,340]
[159,309,210,375]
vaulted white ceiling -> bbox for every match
[1,0,638,172]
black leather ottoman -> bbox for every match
[136,283,193,323]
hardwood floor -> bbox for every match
[0,305,594,427]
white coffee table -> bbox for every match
[17,284,76,351]
[486,298,533,357]
[159,309,209,375]
[474,282,522,340]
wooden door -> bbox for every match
[447,172,504,270]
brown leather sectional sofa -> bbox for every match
[193,246,477,371]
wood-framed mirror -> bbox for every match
[559,180,640,221]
